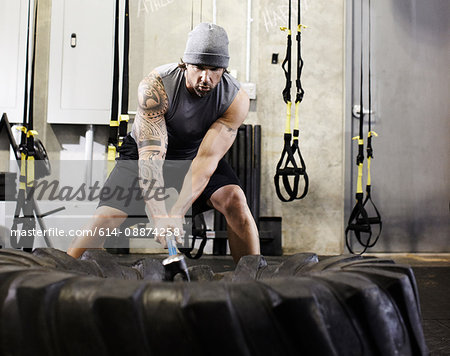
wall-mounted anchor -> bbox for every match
[352,105,374,119]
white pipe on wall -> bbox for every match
[84,124,94,186]
[246,0,252,82]
[213,0,217,24]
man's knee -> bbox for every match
[90,206,128,230]
[211,185,248,217]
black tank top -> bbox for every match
[154,63,240,160]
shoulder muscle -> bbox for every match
[138,71,169,117]
[218,89,250,130]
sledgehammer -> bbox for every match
[162,235,190,281]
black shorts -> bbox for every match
[98,134,241,224]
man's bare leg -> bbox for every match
[67,206,128,259]
[209,185,260,263]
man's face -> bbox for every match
[185,64,225,98]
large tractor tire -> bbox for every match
[0,249,428,356]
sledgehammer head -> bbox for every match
[162,254,190,282]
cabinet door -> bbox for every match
[47,0,116,124]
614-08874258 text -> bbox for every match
[9,227,183,239]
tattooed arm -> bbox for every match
[132,71,169,220]
[171,88,250,217]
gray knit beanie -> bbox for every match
[183,23,230,68]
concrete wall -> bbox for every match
[0,0,346,255]
[256,0,346,254]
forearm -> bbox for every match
[170,120,242,216]
[138,157,169,218]
[170,156,216,216]
[132,70,169,217]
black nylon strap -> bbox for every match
[288,139,308,198]
[26,0,38,155]
[361,0,382,244]
[11,0,39,250]
[120,0,129,116]
[281,0,292,104]
[295,0,304,105]
[274,135,296,202]
[346,0,381,254]
[118,0,130,142]
[108,0,120,147]
[274,133,308,202]
[274,0,308,202]
[346,0,370,254]
[179,214,208,260]
[345,193,372,254]
[366,0,373,159]
[361,185,382,246]
[19,0,32,149]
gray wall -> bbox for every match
[8,0,431,255]
[346,0,450,252]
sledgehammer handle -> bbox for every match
[166,235,177,256]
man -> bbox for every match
[67,23,260,263]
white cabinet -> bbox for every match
[47,0,117,124]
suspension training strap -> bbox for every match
[345,0,375,254]
[179,213,209,259]
[11,0,39,249]
[290,0,308,199]
[118,0,130,147]
[274,0,308,202]
[107,0,121,175]
[361,0,382,247]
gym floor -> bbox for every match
[117,252,450,355]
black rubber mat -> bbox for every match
[413,267,450,355]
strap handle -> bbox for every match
[274,133,308,202]
[179,214,208,260]
[345,193,372,254]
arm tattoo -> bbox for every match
[132,71,169,160]
[132,71,169,209]
[218,121,237,139]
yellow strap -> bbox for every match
[297,24,307,32]
[368,131,378,138]
[16,126,27,134]
[15,126,38,137]
[27,130,38,137]
[109,120,119,127]
[285,102,292,134]
[27,156,35,187]
[280,26,292,35]
[367,156,372,187]
[107,144,117,161]
[107,145,117,177]
[19,152,27,190]
[352,136,364,145]
[357,163,364,194]
[119,114,129,122]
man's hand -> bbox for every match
[153,215,185,248]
